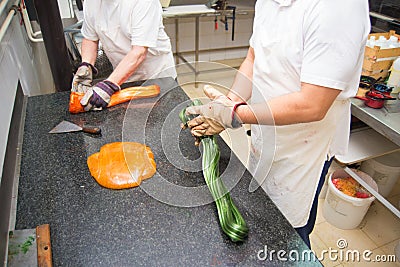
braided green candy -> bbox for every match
[179,100,248,242]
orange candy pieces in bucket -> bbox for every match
[332,177,371,198]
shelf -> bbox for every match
[335,127,400,165]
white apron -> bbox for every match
[247,0,368,227]
[248,99,350,227]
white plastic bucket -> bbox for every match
[323,169,378,230]
[360,151,400,197]
[160,0,171,8]
[395,240,400,262]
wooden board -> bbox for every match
[364,45,400,59]
[36,224,52,267]
[361,69,390,80]
[363,59,394,72]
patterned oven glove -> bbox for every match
[80,80,121,111]
[186,85,245,137]
[71,62,98,93]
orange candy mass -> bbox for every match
[87,142,157,189]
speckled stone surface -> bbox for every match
[16,77,321,266]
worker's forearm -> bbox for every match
[236,94,315,126]
[236,85,341,125]
[81,39,99,65]
[107,46,147,85]
[227,48,254,102]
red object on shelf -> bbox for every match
[355,90,396,109]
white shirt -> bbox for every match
[82,0,177,81]
[248,0,370,227]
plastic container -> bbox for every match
[360,151,400,197]
[366,36,376,48]
[389,36,400,48]
[387,57,400,94]
[159,0,171,8]
[376,36,389,49]
[323,169,377,230]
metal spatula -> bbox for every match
[49,120,101,134]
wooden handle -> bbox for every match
[355,96,368,101]
[82,126,101,134]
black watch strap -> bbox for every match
[231,102,247,128]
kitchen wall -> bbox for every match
[163,0,255,63]
[163,11,254,63]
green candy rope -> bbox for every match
[180,100,248,242]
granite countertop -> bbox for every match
[15,77,320,266]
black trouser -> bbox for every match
[295,157,334,249]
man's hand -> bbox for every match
[71,62,98,93]
[80,80,120,111]
[186,85,245,137]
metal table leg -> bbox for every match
[195,16,199,88]
[175,18,179,65]
[172,15,202,88]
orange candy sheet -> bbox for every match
[69,84,160,114]
[87,142,157,189]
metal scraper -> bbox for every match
[49,120,101,134]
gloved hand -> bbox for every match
[186,85,245,137]
[80,80,120,111]
[71,62,98,93]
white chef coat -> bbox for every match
[81,0,177,81]
[248,0,370,227]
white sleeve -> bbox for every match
[300,0,370,90]
[81,0,99,41]
[130,0,161,48]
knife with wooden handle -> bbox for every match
[49,120,101,134]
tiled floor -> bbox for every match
[176,59,400,266]
[313,161,400,267]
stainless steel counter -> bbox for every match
[162,4,215,18]
[336,96,400,165]
[351,96,400,147]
